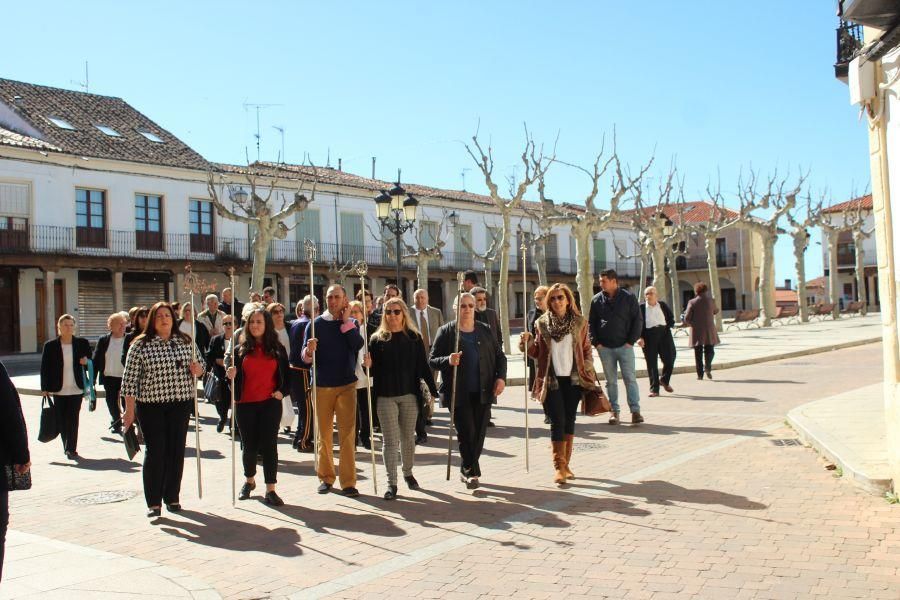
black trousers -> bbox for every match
[356,387,373,445]
[546,376,581,442]
[213,378,232,425]
[136,400,192,507]
[53,394,82,453]
[642,327,676,393]
[451,392,491,478]
[0,488,7,583]
[290,369,312,449]
[236,398,282,484]
[103,377,123,426]
[693,345,715,377]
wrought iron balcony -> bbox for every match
[835,20,864,80]
[676,253,739,271]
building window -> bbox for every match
[0,216,28,250]
[76,188,106,248]
[135,194,163,251]
[721,288,737,311]
[189,199,214,253]
[136,128,165,143]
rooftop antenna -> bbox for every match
[326,147,331,168]
[460,168,471,191]
[71,61,89,93]
[243,102,283,162]
[272,125,285,163]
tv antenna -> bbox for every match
[71,61,89,93]
[460,168,471,191]
[243,102,283,161]
[272,125,285,163]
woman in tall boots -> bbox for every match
[40,314,91,459]
[520,283,598,486]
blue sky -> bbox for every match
[3,1,869,283]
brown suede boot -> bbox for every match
[563,434,575,480]
[551,441,567,485]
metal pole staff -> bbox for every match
[355,261,378,495]
[228,267,237,506]
[521,241,530,473]
[304,239,320,473]
[183,266,203,499]
[446,271,465,481]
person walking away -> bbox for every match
[588,269,643,425]
[93,312,128,434]
[521,283,597,485]
[301,285,364,497]
[369,298,437,500]
[121,302,205,518]
[430,293,507,489]
[0,360,30,583]
[682,282,720,380]
[39,314,91,459]
[637,286,677,396]
[227,307,290,506]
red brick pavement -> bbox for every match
[6,343,899,599]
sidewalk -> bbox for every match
[9,314,884,393]
[788,383,892,495]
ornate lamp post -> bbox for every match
[374,170,419,286]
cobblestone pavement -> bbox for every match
[4,343,899,599]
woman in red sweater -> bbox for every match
[227,307,291,506]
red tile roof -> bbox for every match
[775,289,798,303]
[822,194,872,214]
[621,200,739,224]
[805,276,826,289]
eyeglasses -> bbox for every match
[385,309,403,316]
[459,304,475,309]
[270,309,285,315]
[223,322,234,326]
[549,295,566,302]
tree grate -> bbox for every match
[770,439,802,447]
[66,490,139,505]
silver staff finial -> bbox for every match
[355,261,368,277]
[456,271,465,284]
[304,238,317,263]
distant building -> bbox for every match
[804,276,828,307]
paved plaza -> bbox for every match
[2,333,899,598]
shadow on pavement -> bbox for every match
[713,379,803,384]
[590,479,768,510]
[48,456,140,473]
[585,423,773,437]
[669,394,764,402]
[157,510,304,556]
[270,502,407,538]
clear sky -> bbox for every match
[3,1,869,284]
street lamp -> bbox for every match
[374,170,418,286]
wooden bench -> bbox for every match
[725,308,761,330]
[772,304,800,326]
[841,301,865,317]
[811,303,836,321]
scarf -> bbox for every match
[546,310,576,342]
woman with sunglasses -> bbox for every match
[519,283,598,486]
[430,292,506,490]
[206,316,236,433]
[368,298,437,500]
[226,306,290,506]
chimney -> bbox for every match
[784,278,791,289]
[371,157,376,179]
[338,158,342,172]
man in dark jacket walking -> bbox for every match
[589,269,643,425]
[638,286,677,397]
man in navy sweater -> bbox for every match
[302,285,365,497]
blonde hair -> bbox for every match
[107,312,128,328]
[371,297,419,342]
[546,283,580,317]
[57,313,75,333]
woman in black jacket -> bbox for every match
[205,316,235,433]
[93,312,129,433]
[121,307,149,366]
[40,314,91,459]
[226,307,290,506]
[0,360,30,583]
[429,292,507,490]
[368,298,437,500]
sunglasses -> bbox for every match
[459,303,475,309]
[385,309,403,316]
[549,295,566,302]
[223,322,234,326]
[270,309,285,314]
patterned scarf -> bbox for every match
[546,310,576,342]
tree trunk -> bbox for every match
[666,252,679,314]
[650,240,668,303]
[792,233,809,323]
[497,210,512,354]
[416,255,430,293]
[573,221,593,318]
[534,239,548,287]
[826,231,841,319]
[705,235,723,331]
[853,230,867,316]
[757,234,777,327]
[639,254,649,295]
[250,233,270,294]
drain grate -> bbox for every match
[573,442,607,450]
[66,490,139,505]
[770,439,802,447]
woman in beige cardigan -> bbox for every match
[519,283,598,486]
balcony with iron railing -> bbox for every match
[835,19,864,80]
[675,252,739,271]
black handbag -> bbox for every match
[123,425,141,461]
[5,465,32,491]
[38,395,59,443]
[203,373,222,404]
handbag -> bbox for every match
[419,378,435,418]
[38,394,59,443]
[82,359,97,412]
[203,373,222,404]
[279,394,295,429]
[4,465,31,491]
[582,373,611,416]
[123,425,141,460]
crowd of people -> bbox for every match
[5,268,725,536]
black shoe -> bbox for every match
[265,491,285,506]
[404,475,419,490]
[631,412,644,424]
[65,451,79,459]
[467,477,480,490]
[383,485,398,500]
[291,438,299,449]
[341,486,360,498]
[425,419,433,426]
[415,434,427,445]
[317,482,333,494]
[147,507,161,518]
[165,502,182,513]
[543,416,551,425]
[111,424,123,435]
[608,411,620,425]
[487,421,495,427]
[239,481,256,500]
[706,371,713,380]
[216,420,225,433]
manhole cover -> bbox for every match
[573,442,607,450]
[66,490,139,505]
[770,439,802,447]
